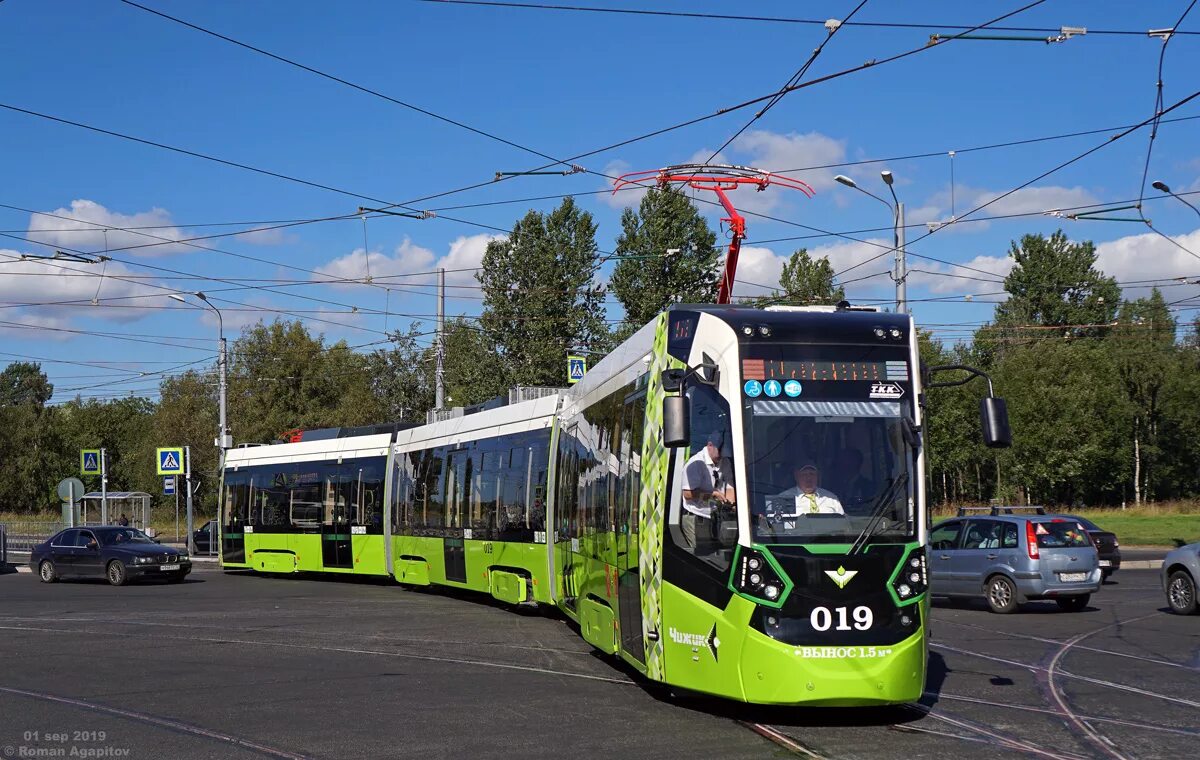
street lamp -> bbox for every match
[835,173,907,313]
[1152,180,1200,219]
[169,292,230,453]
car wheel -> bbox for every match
[106,560,129,587]
[38,560,58,583]
[1056,594,1089,612]
[1101,569,1112,582]
[985,575,1018,614]
[1166,570,1198,615]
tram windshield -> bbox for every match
[744,398,917,545]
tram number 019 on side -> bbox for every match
[809,605,874,632]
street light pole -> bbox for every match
[169,292,229,553]
[835,173,908,313]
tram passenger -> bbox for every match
[770,463,844,515]
[681,430,736,552]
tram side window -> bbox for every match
[346,459,386,532]
[391,454,409,532]
[674,382,735,573]
[557,430,580,539]
[619,392,646,538]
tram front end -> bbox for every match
[648,306,1004,706]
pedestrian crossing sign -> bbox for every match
[80,449,101,476]
[567,355,587,385]
[157,447,185,476]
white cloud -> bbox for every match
[314,234,504,292]
[0,248,164,329]
[1096,227,1200,303]
[24,199,286,257]
[26,200,190,256]
[907,254,1014,295]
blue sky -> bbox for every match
[2,0,1199,403]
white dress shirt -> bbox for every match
[770,486,844,516]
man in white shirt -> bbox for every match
[681,430,735,550]
[771,464,844,516]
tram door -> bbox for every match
[556,425,580,612]
[221,476,246,563]
[616,391,646,663]
[321,471,353,569]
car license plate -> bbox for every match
[160,564,180,571]
[1059,572,1087,582]
[1099,560,1112,567]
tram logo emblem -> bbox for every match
[825,565,858,589]
[667,624,721,662]
[869,382,904,399]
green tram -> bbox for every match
[219,304,1009,705]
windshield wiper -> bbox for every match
[848,472,909,556]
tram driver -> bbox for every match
[769,463,844,516]
[681,429,736,552]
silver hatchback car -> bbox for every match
[930,511,1101,613]
[1161,542,1200,615]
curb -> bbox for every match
[1121,560,1162,569]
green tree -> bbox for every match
[749,248,845,307]
[154,369,219,510]
[366,325,434,424]
[1113,289,1176,503]
[0,363,56,511]
[609,186,720,333]
[994,230,1120,332]
[228,320,376,443]
[478,197,608,387]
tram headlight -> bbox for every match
[891,550,928,602]
[733,549,789,606]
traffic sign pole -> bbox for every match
[185,445,194,554]
[100,448,108,525]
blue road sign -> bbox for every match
[163,476,176,496]
[157,447,185,476]
[80,449,101,476]
[567,355,587,385]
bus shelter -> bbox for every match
[80,492,152,533]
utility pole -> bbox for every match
[435,267,445,409]
[895,201,907,313]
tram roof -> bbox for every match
[223,432,394,468]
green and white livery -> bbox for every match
[219,304,1009,705]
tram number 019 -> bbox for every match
[809,605,873,631]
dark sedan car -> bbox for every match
[192,519,218,555]
[31,526,191,586]
[1062,515,1121,579]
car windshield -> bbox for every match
[100,528,155,546]
[744,398,916,544]
[1032,521,1091,548]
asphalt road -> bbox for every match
[0,566,1195,760]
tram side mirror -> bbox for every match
[663,394,690,448]
[980,397,1012,449]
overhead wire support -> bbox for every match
[18,249,111,264]
[927,25,1085,44]
[357,206,437,220]
[494,166,585,180]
